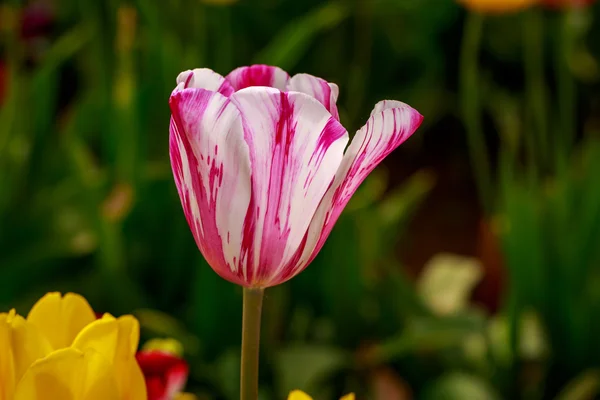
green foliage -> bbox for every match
[1,0,600,398]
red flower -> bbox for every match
[136,350,190,400]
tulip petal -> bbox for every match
[340,394,356,400]
[288,390,313,400]
[26,292,96,349]
[299,101,423,270]
[170,88,253,285]
[229,88,348,286]
[287,73,340,121]
[72,315,146,400]
[4,311,53,382]
[137,350,189,400]
[14,347,120,400]
[175,68,234,96]
[225,64,290,91]
[0,312,17,400]
[72,317,119,359]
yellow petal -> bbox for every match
[142,337,184,357]
[288,390,313,400]
[0,309,53,399]
[27,292,96,349]
[14,347,120,400]
[175,393,198,400]
[7,312,53,381]
[115,315,140,357]
[72,317,120,359]
[340,394,356,400]
[120,359,148,400]
[0,313,17,400]
[72,314,146,400]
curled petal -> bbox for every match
[287,73,340,121]
[229,87,348,286]
[26,292,96,349]
[169,88,252,286]
[225,64,290,91]
[175,69,234,96]
[13,348,120,400]
[298,101,423,271]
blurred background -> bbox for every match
[1,0,600,398]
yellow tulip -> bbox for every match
[457,0,538,13]
[0,309,52,400]
[13,348,120,400]
[0,292,147,400]
[26,292,96,349]
[288,390,355,400]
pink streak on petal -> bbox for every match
[230,88,348,287]
[174,68,234,96]
[225,64,290,92]
[169,88,252,286]
[295,102,423,275]
[287,73,340,121]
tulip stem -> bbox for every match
[240,287,264,400]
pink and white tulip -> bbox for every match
[169,64,423,288]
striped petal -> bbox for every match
[225,64,290,91]
[287,73,340,121]
[175,69,234,96]
[298,101,423,271]
[229,87,348,286]
[169,88,253,286]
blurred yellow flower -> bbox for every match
[0,292,147,400]
[457,0,538,13]
[288,390,355,400]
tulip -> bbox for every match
[0,292,147,400]
[169,64,422,400]
[169,64,422,288]
[457,0,538,13]
[288,391,355,400]
[137,339,194,400]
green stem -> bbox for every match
[523,9,548,173]
[460,12,493,214]
[240,287,265,400]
